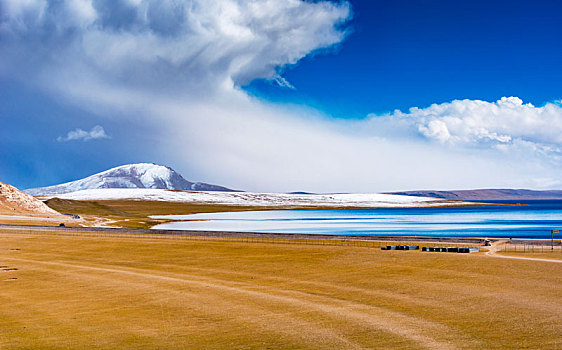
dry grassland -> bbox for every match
[498,251,562,261]
[0,219,73,227]
[0,231,560,349]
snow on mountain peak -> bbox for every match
[98,163,178,189]
[25,163,235,196]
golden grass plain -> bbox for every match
[498,251,562,261]
[0,231,560,349]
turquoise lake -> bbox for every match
[151,200,562,239]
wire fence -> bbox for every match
[0,228,481,250]
[4,227,560,254]
[500,243,562,253]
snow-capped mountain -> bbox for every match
[25,163,235,196]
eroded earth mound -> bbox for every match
[0,181,64,217]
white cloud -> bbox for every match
[2,0,562,191]
[273,74,296,90]
[392,97,562,145]
[143,93,561,192]
[57,125,110,142]
[0,0,350,94]
[418,119,451,143]
[372,97,562,159]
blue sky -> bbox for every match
[1,0,561,192]
[246,0,562,117]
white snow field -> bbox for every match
[42,188,467,208]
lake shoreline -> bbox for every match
[2,224,561,246]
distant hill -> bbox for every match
[387,189,562,201]
[0,181,64,216]
[25,163,236,196]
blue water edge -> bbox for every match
[150,200,562,239]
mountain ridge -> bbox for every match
[387,189,562,201]
[25,163,236,196]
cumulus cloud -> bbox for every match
[1,0,561,191]
[0,0,350,94]
[367,97,562,161]
[395,97,562,145]
[57,125,110,142]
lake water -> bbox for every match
[151,200,562,239]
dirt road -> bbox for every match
[485,241,562,263]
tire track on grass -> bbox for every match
[4,256,470,349]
